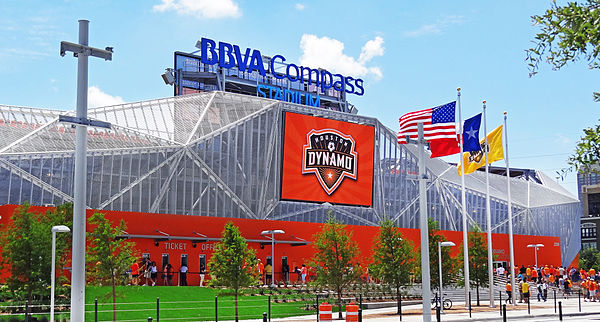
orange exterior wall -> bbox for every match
[0,204,562,285]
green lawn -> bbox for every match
[34,286,317,321]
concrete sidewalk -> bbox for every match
[243,297,600,321]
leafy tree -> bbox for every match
[580,247,600,269]
[369,217,416,315]
[208,222,258,322]
[457,224,494,305]
[311,214,361,319]
[526,0,600,101]
[417,218,458,291]
[527,1,600,176]
[0,203,72,304]
[86,212,136,322]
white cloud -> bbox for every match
[88,86,125,108]
[295,3,305,10]
[403,15,463,38]
[299,35,385,80]
[153,0,241,19]
[554,133,571,146]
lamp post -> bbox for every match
[261,229,285,287]
[438,241,456,314]
[526,244,544,267]
[51,225,71,322]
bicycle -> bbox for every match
[431,293,453,310]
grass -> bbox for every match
[19,286,317,321]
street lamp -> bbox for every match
[438,241,456,314]
[51,225,71,322]
[526,244,544,267]
[261,229,285,287]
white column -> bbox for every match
[483,101,495,307]
[418,123,432,322]
[504,112,516,306]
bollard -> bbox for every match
[399,293,403,321]
[436,306,441,322]
[360,293,363,310]
[157,297,160,322]
[502,304,506,322]
[558,301,563,321]
[215,296,218,322]
[25,300,29,322]
[579,289,581,312]
[268,295,271,322]
[554,289,557,313]
[148,318,152,322]
[499,291,502,316]
[527,295,530,314]
[317,295,320,322]
[95,298,98,322]
[358,308,362,322]
[262,312,267,322]
[468,292,472,318]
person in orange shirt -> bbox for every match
[589,279,597,302]
[582,279,589,302]
[549,274,555,286]
[531,268,538,283]
[544,266,550,277]
[506,282,512,304]
[590,268,596,278]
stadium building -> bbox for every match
[0,38,582,283]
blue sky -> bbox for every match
[0,0,596,197]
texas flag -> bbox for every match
[429,113,481,158]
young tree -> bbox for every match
[86,212,136,322]
[457,225,493,305]
[418,218,458,292]
[208,222,257,322]
[311,214,361,320]
[0,203,72,304]
[369,217,416,315]
[580,247,600,269]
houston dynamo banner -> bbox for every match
[280,112,375,206]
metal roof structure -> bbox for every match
[0,91,581,266]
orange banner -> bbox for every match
[280,112,375,206]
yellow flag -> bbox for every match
[458,125,504,175]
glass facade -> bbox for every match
[0,92,581,266]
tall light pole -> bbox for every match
[261,229,284,287]
[438,241,455,314]
[527,244,544,267]
[60,20,112,321]
[51,225,71,322]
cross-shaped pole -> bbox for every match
[60,20,112,322]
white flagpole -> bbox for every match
[417,122,432,322]
[504,111,517,306]
[483,101,494,308]
[458,88,470,309]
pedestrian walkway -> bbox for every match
[231,297,600,321]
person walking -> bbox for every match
[300,264,307,285]
[199,263,206,287]
[150,261,158,286]
[505,281,512,304]
[522,279,530,303]
[130,260,140,286]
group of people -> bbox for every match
[255,259,308,285]
[129,258,190,286]
[500,264,600,304]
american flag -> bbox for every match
[397,101,457,144]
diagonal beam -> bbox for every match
[0,117,60,154]
[185,147,258,219]
[0,157,73,203]
[149,151,186,213]
[185,91,217,145]
[98,150,184,209]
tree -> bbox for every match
[526,1,600,175]
[580,247,600,269]
[0,203,72,304]
[526,0,600,101]
[457,225,494,306]
[311,214,361,319]
[208,222,258,322]
[418,218,458,291]
[369,217,416,315]
[86,212,136,322]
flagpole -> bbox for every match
[458,88,470,309]
[504,111,516,306]
[417,122,432,322]
[483,101,494,308]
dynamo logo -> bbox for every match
[302,129,358,195]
